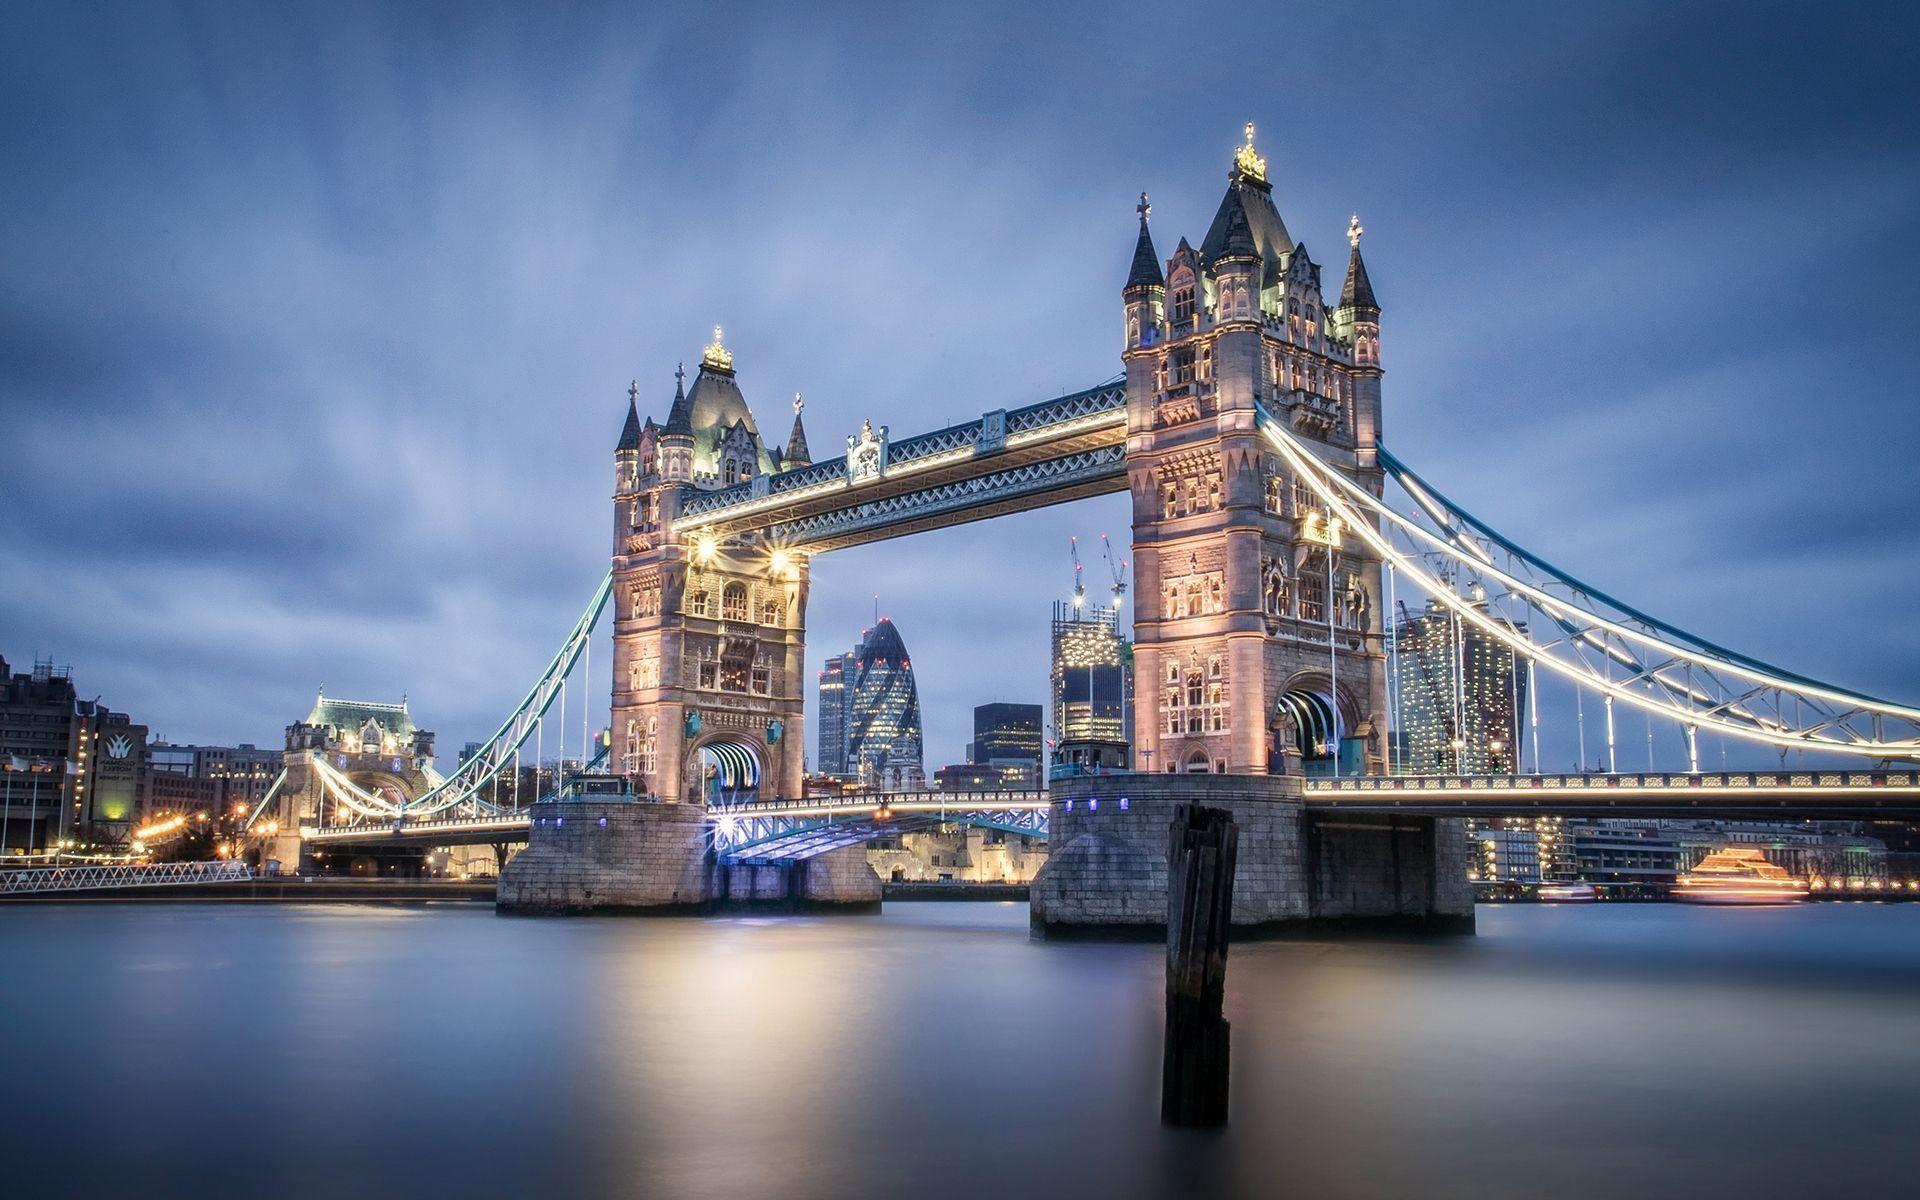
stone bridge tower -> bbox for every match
[1124,126,1388,777]
[610,329,811,804]
[257,693,437,869]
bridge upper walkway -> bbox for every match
[672,381,1127,552]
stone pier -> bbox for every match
[1030,773,1472,937]
[496,800,881,915]
[497,800,711,914]
[715,844,881,912]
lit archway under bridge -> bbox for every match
[1274,689,1343,760]
[697,739,762,803]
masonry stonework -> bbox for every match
[1032,773,1471,936]
[497,801,711,914]
[497,801,883,914]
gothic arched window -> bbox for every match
[721,582,748,622]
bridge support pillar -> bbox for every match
[496,800,710,914]
[1031,774,1472,937]
[716,846,881,911]
[794,844,882,910]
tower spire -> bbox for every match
[662,362,694,437]
[701,325,733,373]
[1339,214,1379,312]
[1125,191,1164,290]
[617,378,643,451]
[1233,121,1267,183]
[784,391,812,468]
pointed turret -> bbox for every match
[1126,193,1164,291]
[785,393,812,468]
[1218,196,1257,261]
[1339,220,1378,314]
[656,363,695,482]
[661,363,694,437]
[617,381,643,452]
[1123,194,1168,350]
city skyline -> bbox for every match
[3,2,1918,776]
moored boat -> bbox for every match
[1535,881,1597,902]
[1673,847,1806,905]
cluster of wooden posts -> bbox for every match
[1163,802,1237,1127]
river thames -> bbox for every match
[4,901,1916,1198]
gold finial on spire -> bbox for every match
[702,325,733,371]
[1348,213,1364,249]
[1234,121,1267,182]
[628,379,639,403]
[793,391,804,415]
[1137,191,1151,222]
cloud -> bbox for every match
[2,0,1916,767]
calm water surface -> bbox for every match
[3,901,1916,1199]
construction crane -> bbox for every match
[1099,533,1129,607]
[1069,536,1086,609]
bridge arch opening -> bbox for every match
[1273,677,1370,776]
[695,739,762,804]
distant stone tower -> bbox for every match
[609,328,810,803]
[1124,125,1387,777]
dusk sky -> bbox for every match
[3,1,1917,771]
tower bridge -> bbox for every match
[243,124,1920,932]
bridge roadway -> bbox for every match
[298,768,1920,853]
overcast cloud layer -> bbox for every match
[3,1,1917,772]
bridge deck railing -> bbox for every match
[1310,770,1920,793]
[0,859,252,896]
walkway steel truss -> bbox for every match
[673,382,1127,552]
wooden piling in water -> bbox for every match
[1162,802,1238,1126]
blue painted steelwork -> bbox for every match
[718,808,1048,865]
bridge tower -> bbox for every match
[1123,126,1388,778]
[609,329,811,804]
[256,693,437,870]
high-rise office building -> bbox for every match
[1051,602,1133,769]
[815,650,855,777]
[846,619,924,789]
[1392,600,1527,774]
[970,703,1043,766]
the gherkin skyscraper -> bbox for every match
[847,618,925,790]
